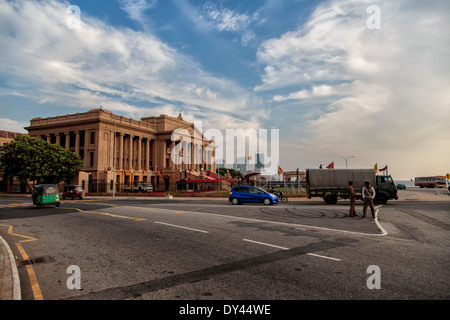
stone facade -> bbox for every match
[25,108,216,193]
[0,131,25,146]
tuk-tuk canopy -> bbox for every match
[34,184,59,195]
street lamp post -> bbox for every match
[341,156,355,169]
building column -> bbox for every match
[65,132,70,150]
[46,134,51,143]
[145,139,150,171]
[75,131,80,156]
[55,133,61,146]
[137,137,142,171]
[83,131,89,169]
[118,133,124,170]
[129,135,134,170]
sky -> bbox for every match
[0,0,449,179]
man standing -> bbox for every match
[362,180,376,218]
[347,181,357,217]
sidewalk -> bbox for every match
[0,234,21,300]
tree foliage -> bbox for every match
[0,135,83,184]
[216,167,243,178]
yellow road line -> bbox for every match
[63,206,145,221]
[15,242,44,300]
[0,224,38,243]
[0,224,43,300]
[129,206,184,214]
[87,211,146,221]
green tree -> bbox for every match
[0,135,83,188]
[216,167,243,179]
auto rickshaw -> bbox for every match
[62,185,83,200]
[32,184,60,208]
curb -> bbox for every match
[0,234,21,300]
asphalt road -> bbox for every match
[0,195,449,301]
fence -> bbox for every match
[0,178,307,195]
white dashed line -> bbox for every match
[243,239,289,251]
[154,221,209,234]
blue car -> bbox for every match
[229,186,279,205]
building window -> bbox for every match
[90,132,95,145]
[89,152,94,167]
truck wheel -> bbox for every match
[375,194,388,205]
[324,194,337,204]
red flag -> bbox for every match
[379,165,388,172]
[278,165,283,175]
[326,162,334,169]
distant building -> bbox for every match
[0,130,25,146]
[25,108,216,193]
[0,131,27,192]
[255,153,265,172]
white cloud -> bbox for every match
[120,0,157,23]
[0,118,28,133]
[274,84,339,101]
[0,0,264,130]
[200,2,262,45]
[202,3,251,32]
[256,0,450,178]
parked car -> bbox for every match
[141,183,154,192]
[124,183,154,193]
[229,186,278,205]
[397,184,406,190]
[62,185,83,199]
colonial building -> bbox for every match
[25,108,216,193]
[0,131,26,192]
[0,130,25,146]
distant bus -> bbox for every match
[414,176,446,188]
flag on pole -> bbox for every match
[156,167,163,181]
[445,173,450,180]
[379,165,388,172]
[326,162,334,169]
[278,165,283,175]
[374,163,378,172]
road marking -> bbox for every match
[0,224,43,300]
[0,203,29,209]
[63,207,146,221]
[0,224,38,243]
[242,239,341,261]
[92,211,146,221]
[154,221,209,234]
[128,206,184,214]
[306,253,341,262]
[243,239,289,251]
[374,205,387,235]
[16,242,44,300]
[177,210,387,237]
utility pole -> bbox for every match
[341,156,355,169]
